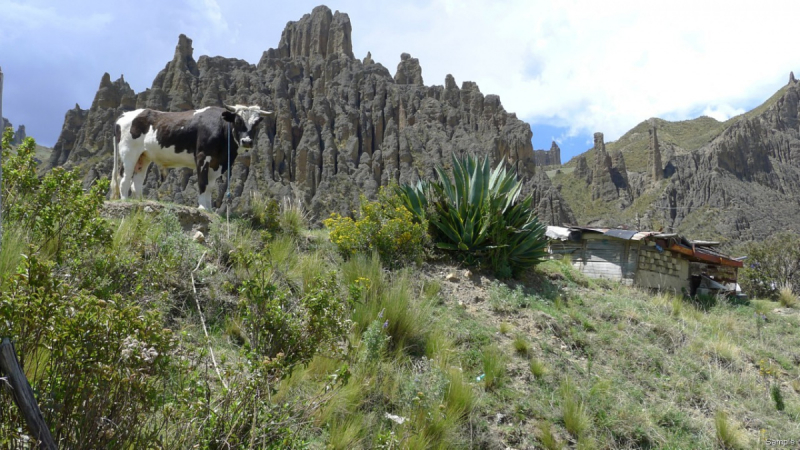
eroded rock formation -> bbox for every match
[533,141,561,166]
[50,5,575,225]
[650,73,800,239]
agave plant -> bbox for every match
[396,153,548,276]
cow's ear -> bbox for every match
[222,111,236,122]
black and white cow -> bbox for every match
[109,104,272,210]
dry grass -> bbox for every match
[778,287,798,308]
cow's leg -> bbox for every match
[197,156,212,210]
[119,156,137,200]
[130,153,151,199]
[119,139,144,200]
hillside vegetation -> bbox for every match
[1,133,798,449]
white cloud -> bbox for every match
[346,0,799,143]
[4,0,799,150]
[701,104,746,122]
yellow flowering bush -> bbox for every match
[323,187,430,267]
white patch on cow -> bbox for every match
[115,109,146,201]
[143,126,195,169]
[193,107,211,115]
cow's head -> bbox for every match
[222,104,273,149]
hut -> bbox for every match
[546,226,744,296]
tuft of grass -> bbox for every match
[530,358,548,380]
[512,334,531,356]
[499,322,511,335]
[279,196,309,238]
[481,345,507,391]
[382,273,430,355]
[422,278,441,301]
[444,367,475,419]
[537,420,562,450]
[778,287,798,308]
[0,223,28,282]
[296,249,329,294]
[425,328,454,366]
[560,377,590,439]
[342,252,385,304]
[327,414,365,450]
[715,410,747,450]
[703,334,740,364]
[266,234,298,272]
[671,295,683,317]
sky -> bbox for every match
[1,0,798,162]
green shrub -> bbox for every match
[324,187,430,268]
[0,253,175,448]
[2,130,111,264]
[740,231,800,299]
[396,154,548,277]
[246,191,281,234]
[360,314,390,364]
[772,384,786,411]
[239,268,350,379]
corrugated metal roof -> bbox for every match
[603,229,638,240]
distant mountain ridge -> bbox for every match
[47,5,575,226]
[553,71,800,243]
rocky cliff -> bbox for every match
[651,72,800,240]
[50,5,574,225]
[553,72,800,242]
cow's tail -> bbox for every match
[109,123,121,200]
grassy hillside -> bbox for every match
[564,116,726,173]
[3,201,798,448]
[2,134,798,449]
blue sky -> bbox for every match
[1,0,798,162]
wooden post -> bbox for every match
[0,338,58,450]
[1,65,4,253]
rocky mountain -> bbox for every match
[552,72,800,243]
[533,141,561,167]
[48,5,575,226]
[1,118,27,146]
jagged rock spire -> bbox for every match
[278,5,354,59]
[649,119,663,182]
[791,71,797,84]
[394,53,423,85]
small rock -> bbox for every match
[445,272,459,282]
[474,295,484,303]
[463,269,472,278]
[192,231,205,243]
[457,301,466,309]
[144,205,154,213]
